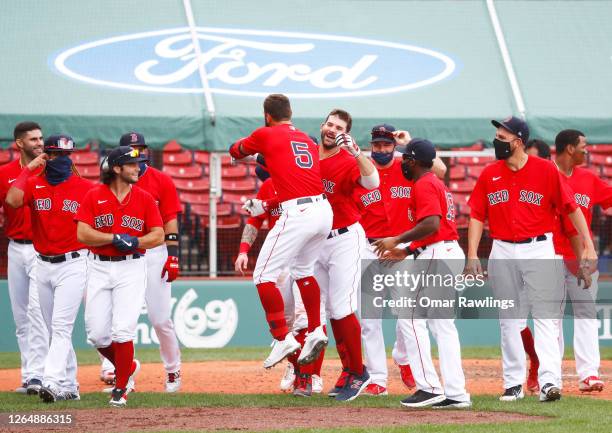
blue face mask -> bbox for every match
[371,151,394,166]
[45,155,73,185]
[138,160,148,177]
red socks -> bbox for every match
[97,345,115,366]
[295,277,321,332]
[288,328,308,371]
[521,326,539,364]
[113,341,134,389]
[331,314,363,375]
[256,282,289,339]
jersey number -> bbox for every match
[291,141,313,169]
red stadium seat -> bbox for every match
[163,151,192,166]
[174,178,210,193]
[589,154,612,166]
[162,165,203,179]
[466,165,485,179]
[10,141,18,151]
[584,165,602,176]
[75,142,93,152]
[222,178,257,193]
[194,151,210,165]
[179,191,208,205]
[0,149,12,164]
[456,156,494,166]
[222,192,250,205]
[448,179,476,193]
[190,203,232,217]
[77,165,100,179]
[449,166,467,180]
[201,214,242,228]
[602,166,612,178]
[589,144,612,155]
[452,142,484,151]
[71,151,99,165]
[221,154,234,166]
[163,140,183,153]
[453,192,471,208]
[221,165,248,179]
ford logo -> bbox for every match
[53,27,458,98]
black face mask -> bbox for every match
[401,160,414,180]
[493,138,513,160]
[138,160,148,177]
[45,155,73,185]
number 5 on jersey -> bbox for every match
[291,141,313,168]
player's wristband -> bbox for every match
[404,245,414,256]
[165,233,179,242]
[239,242,250,254]
[13,166,34,191]
[167,245,179,257]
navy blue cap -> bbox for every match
[44,134,75,152]
[491,116,530,144]
[370,124,396,143]
[119,131,146,148]
[107,146,147,167]
[398,138,436,162]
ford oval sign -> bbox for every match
[53,27,458,98]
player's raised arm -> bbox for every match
[5,153,48,208]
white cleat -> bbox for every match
[263,333,301,369]
[279,362,296,392]
[297,326,328,365]
[165,371,181,393]
[312,374,323,394]
[126,359,141,394]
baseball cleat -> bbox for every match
[126,359,141,393]
[26,378,43,396]
[57,391,81,401]
[328,369,350,397]
[263,333,301,369]
[400,390,446,408]
[292,373,312,397]
[39,385,59,403]
[100,369,116,385]
[15,382,28,394]
[165,370,181,393]
[312,374,323,394]
[279,362,296,392]
[363,383,388,396]
[499,384,524,402]
[297,326,328,366]
[579,376,604,392]
[398,364,416,389]
[335,366,371,402]
[109,387,128,407]
[539,383,561,402]
[432,398,472,409]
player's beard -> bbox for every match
[401,160,415,180]
[321,132,337,150]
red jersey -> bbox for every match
[232,124,324,202]
[0,159,42,240]
[76,184,163,256]
[554,167,612,259]
[22,174,92,255]
[320,150,362,229]
[468,156,577,240]
[247,178,282,230]
[354,159,414,238]
[410,172,458,249]
[136,166,181,223]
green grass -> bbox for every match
[0,393,610,433]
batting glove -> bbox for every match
[241,198,266,217]
[335,133,361,157]
[162,255,180,282]
[112,234,139,252]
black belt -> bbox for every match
[327,226,349,239]
[499,234,547,244]
[11,239,33,245]
[296,194,327,205]
[39,251,81,263]
[94,253,142,262]
[412,240,455,258]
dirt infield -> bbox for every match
[0,358,611,398]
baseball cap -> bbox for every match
[491,116,530,144]
[370,124,396,144]
[398,138,436,162]
[44,134,75,152]
[107,146,147,167]
[119,131,146,147]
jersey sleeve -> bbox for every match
[144,194,164,230]
[74,190,95,225]
[238,127,268,156]
[550,167,578,215]
[593,176,612,209]
[414,178,443,222]
[22,178,34,206]
[158,174,182,223]
[468,174,488,222]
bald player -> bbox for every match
[466,117,596,403]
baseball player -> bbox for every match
[0,121,48,395]
[374,138,471,409]
[229,94,333,370]
[76,146,165,407]
[307,108,380,401]
[465,117,597,402]
[553,129,612,392]
[234,161,325,395]
[6,134,92,402]
[98,132,183,393]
